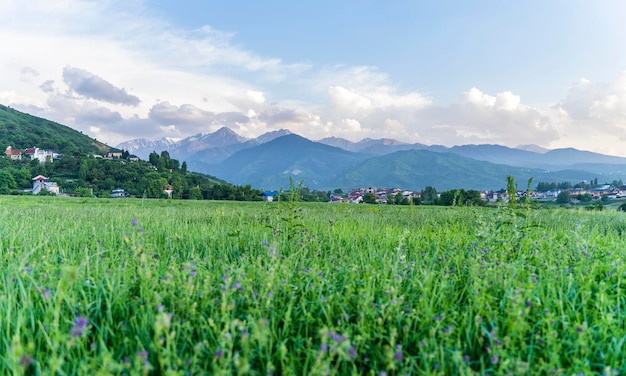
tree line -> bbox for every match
[0,151,267,200]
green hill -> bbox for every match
[0,104,110,155]
[329,149,595,191]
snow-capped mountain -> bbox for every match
[116,137,180,160]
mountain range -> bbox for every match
[118,127,626,191]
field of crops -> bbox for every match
[1,195,626,375]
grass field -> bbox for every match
[1,195,626,375]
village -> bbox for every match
[5,145,626,205]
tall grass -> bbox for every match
[1,195,625,375]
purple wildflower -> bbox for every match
[20,355,34,368]
[393,345,403,362]
[320,343,328,353]
[214,350,223,359]
[491,355,499,364]
[41,288,51,299]
[70,316,89,337]
[331,333,345,343]
[576,326,583,333]
[348,346,357,359]
[131,218,138,226]
[138,350,148,358]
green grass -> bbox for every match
[1,196,626,375]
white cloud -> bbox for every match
[2,0,626,156]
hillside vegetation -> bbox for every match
[0,104,110,155]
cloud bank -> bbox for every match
[1,0,625,156]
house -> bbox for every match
[25,147,57,163]
[104,149,123,159]
[164,184,174,199]
[32,175,59,195]
[5,146,22,160]
[329,195,344,203]
[128,154,139,161]
[110,188,129,198]
[262,191,279,202]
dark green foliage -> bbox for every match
[556,190,571,204]
[437,189,483,206]
[0,153,263,200]
[421,186,437,203]
[362,192,377,204]
[0,104,110,154]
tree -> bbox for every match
[189,186,203,200]
[394,192,403,205]
[362,192,377,204]
[422,186,437,203]
[577,193,592,203]
[181,161,187,173]
[0,170,17,190]
[148,151,160,167]
[556,190,571,204]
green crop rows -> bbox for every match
[1,195,626,375]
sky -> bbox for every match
[2,0,626,156]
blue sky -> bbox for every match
[2,0,626,156]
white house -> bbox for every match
[25,147,58,163]
[5,146,22,160]
[32,175,59,195]
[110,188,129,198]
[262,191,279,202]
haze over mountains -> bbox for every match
[118,127,626,191]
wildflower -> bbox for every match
[348,346,357,359]
[138,350,148,358]
[320,343,328,353]
[70,316,89,337]
[41,288,52,299]
[491,355,499,364]
[394,345,403,362]
[24,266,33,272]
[463,355,470,363]
[262,240,269,246]
[131,218,138,226]
[214,350,223,359]
[331,333,345,343]
[20,355,33,368]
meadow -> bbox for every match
[1,195,626,375]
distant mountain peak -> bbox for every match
[516,144,550,153]
[254,129,293,144]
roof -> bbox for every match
[262,191,279,196]
[32,175,49,181]
[6,149,22,155]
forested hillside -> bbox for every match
[0,104,110,155]
[0,151,264,200]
